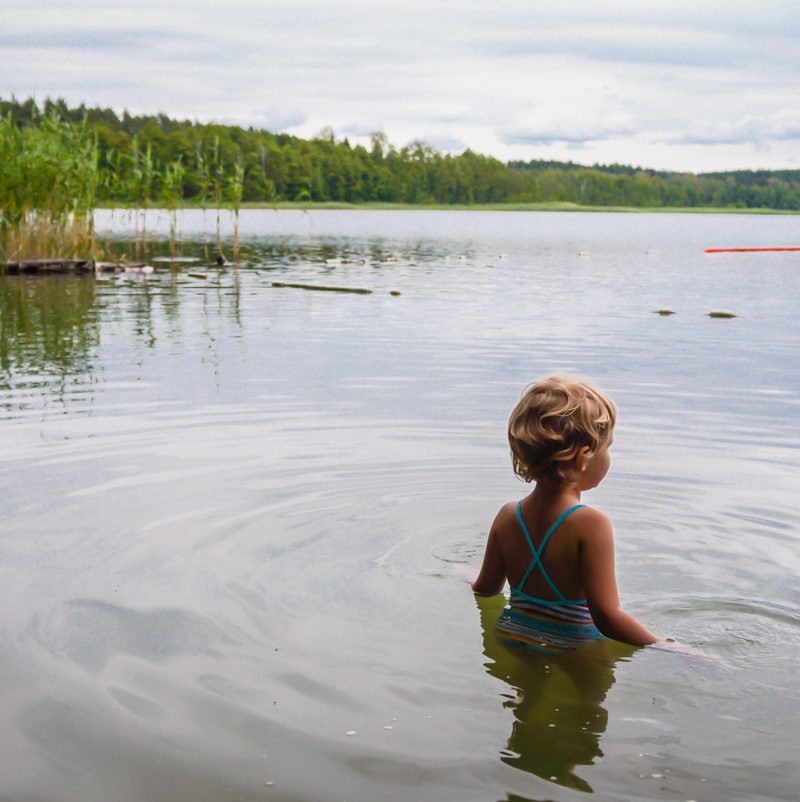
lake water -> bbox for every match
[1,209,799,801]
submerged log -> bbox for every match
[2,260,156,275]
[96,261,145,273]
[2,258,95,274]
[272,281,372,294]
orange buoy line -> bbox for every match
[704,247,800,253]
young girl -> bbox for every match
[470,377,665,654]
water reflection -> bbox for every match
[3,210,800,801]
[0,254,248,413]
[0,274,99,376]
[476,594,633,794]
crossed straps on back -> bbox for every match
[514,502,585,602]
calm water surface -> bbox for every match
[1,210,799,801]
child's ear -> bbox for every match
[576,446,592,470]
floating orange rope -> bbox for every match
[704,247,800,253]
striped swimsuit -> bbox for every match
[495,502,603,655]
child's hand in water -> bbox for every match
[453,564,480,584]
[647,639,717,670]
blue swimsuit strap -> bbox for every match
[515,502,585,602]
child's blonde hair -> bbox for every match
[508,377,616,485]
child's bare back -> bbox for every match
[469,378,663,653]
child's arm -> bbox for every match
[579,510,662,646]
[470,524,507,597]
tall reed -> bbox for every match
[194,140,212,264]
[211,136,225,262]
[128,137,155,261]
[160,157,185,259]
[227,147,245,262]
[0,110,100,263]
[1,106,255,267]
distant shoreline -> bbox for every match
[97,202,800,215]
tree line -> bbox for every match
[3,95,800,211]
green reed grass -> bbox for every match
[0,110,100,263]
[227,147,245,263]
[159,157,185,259]
[2,108,256,268]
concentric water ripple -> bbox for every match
[2,210,800,802]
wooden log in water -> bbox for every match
[272,281,372,294]
[2,258,96,274]
[2,260,156,275]
[96,261,147,273]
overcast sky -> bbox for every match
[3,0,798,173]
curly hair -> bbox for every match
[508,377,616,485]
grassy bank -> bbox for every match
[170,200,800,215]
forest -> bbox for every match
[3,95,800,212]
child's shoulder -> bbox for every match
[491,498,613,539]
[492,499,520,525]
[569,504,614,539]
[488,500,520,538]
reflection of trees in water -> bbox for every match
[244,236,452,273]
[1,229,439,388]
[475,594,634,794]
[1,227,445,413]
[0,249,244,412]
[0,275,101,405]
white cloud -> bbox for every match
[664,110,800,147]
[2,0,799,171]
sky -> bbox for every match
[2,0,799,174]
